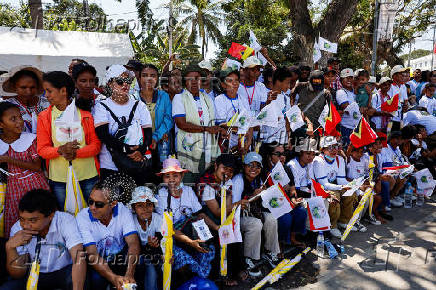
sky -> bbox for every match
[4,0,435,60]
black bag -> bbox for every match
[100,101,152,178]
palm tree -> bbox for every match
[29,0,43,29]
[174,0,224,57]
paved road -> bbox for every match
[301,196,436,290]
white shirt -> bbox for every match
[387,83,408,121]
[371,90,389,129]
[379,144,405,170]
[237,81,268,115]
[76,203,137,258]
[11,212,82,273]
[172,91,212,131]
[287,158,314,191]
[214,93,247,148]
[336,88,357,129]
[155,185,202,224]
[313,155,348,191]
[403,110,436,135]
[347,156,369,180]
[93,98,152,170]
[418,95,436,116]
[261,93,290,144]
[231,173,245,203]
[133,212,162,246]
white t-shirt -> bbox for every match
[172,91,212,131]
[379,144,405,170]
[93,98,152,171]
[387,83,408,122]
[370,90,389,129]
[418,95,436,116]
[403,110,436,135]
[133,212,162,246]
[214,93,247,148]
[287,158,314,191]
[76,203,137,258]
[347,155,369,180]
[336,88,357,129]
[10,212,82,273]
[261,93,290,144]
[237,81,268,115]
[313,155,347,191]
[155,185,202,224]
[231,173,245,203]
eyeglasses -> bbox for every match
[88,198,108,208]
[327,145,340,150]
[114,77,133,86]
[272,151,286,157]
[247,163,261,169]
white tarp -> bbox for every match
[0,26,134,82]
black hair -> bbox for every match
[43,71,75,97]
[414,124,426,132]
[160,71,170,88]
[357,69,369,78]
[140,64,160,88]
[424,83,436,90]
[262,68,274,84]
[259,141,281,170]
[71,63,97,81]
[18,189,57,216]
[71,58,88,65]
[401,125,417,140]
[182,64,204,87]
[273,67,292,84]
[9,70,41,90]
[0,102,20,120]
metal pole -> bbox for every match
[407,41,412,67]
[168,0,174,71]
[371,0,380,76]
[431,24,436,71]
[83,0,89,30]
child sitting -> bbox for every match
[128,186,162,290]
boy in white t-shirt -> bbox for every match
[128,186,162,290]
[418,83,436,116]
[4,189,85,290]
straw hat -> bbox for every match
[2,65,44,94]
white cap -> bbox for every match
[390,65,407,78]
[378,76,392,85]
[368,76,377,84]
[198,60,213,72]
[320,136,338,148]
[340,68,354,78]
[105,64,134,85]
[243,56,263,69]
[354,68,365,78]
[128,186,158,209]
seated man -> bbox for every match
[2,189,85,290]
[76,181,140,289]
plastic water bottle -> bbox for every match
[416,192,425,207]
[159,140,169,162]
[324,239,338,259]
[316,231,325,258]
[403,182,413,208]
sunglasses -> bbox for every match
[88,198,108,208]
[114,77,133,86]
[272,151,286,157]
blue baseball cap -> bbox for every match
[244,152,263,167]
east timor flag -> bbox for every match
[350,117,377,148]
[325,101,341,135]
[381,94,399,113]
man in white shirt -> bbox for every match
[418,83,436,116]
[388,65,409,131]
[370,77,393,131]
[76,181,140,289]
[3,189,85,290]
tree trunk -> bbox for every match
[288,0,360,66]
[29,0,43,29]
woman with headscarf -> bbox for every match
[2,66,50,133]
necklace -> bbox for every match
[244,83,256,106]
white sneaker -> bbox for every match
[396,196,405,203]
[337,223,347,230]
[369,215,382,225]
[355,222,367,232]
[385,206,392,212]
[262,252,280,268]
[411,195,417,201]
[390,198,403,207]
[245,258,262,277]
[330,228,342,238]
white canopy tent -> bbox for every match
[0,26,134,84]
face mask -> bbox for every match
[324,155,335,162]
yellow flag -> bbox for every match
[242,46,254,60]
[162,211,174,290]
[220,186,227,276]
[0,182,6,238]
[26,260,40,290]
[226,112,239,127]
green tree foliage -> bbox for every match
[400,49,431,62]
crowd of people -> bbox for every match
[0,53,435,290]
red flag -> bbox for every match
[381,94,399,112]
[350,117,378,148]
[382,165,410,171]
[228,42,247,60]
[325,102,341,135]
[434,42,436,54]
[311,179,330,198]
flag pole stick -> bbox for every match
[219,179,228,288]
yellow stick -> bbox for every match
[220,185,227,277]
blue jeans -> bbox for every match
[0,264,73,290]
[277,206,308,244]
[340,126,354,147]
[49,176,99,210]
[136,262,158,290]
